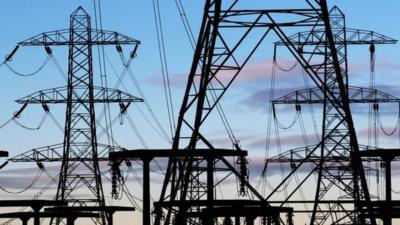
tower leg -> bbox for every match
[245,216,254,225]
[384,158,392,225]
[235,216,240,225]
[143,158,152,225]
[20,217,29,225]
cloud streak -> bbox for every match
[146,58,303,87]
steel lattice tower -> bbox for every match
[268,6,398,225]
[153,0,384,225]
[310,7,362,224]
[155,1,273,224]
[9,7,142,225]
[56,7,104,211]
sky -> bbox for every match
[0,1,400,225]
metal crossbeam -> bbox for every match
[16,86,143,104]
[9,143,128,162]
[265,145,380,164]
[275,28,397,46]
[19,29,140,46]
[273,86,400,104]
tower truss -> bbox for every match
[10,7,142,225]
[266,6,398,225]
[154,0,378,225]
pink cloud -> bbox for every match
[146,58,302,87]
[235,58,300,82]
[349,54,400,77]
[357,126,400,146]
[248,133,319,150]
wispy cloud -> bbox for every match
[146,58,302,87]
[238,86,306,112]
[350,54,400,86]
[248,133,319,150]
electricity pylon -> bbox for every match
[266,6,398,225]
[10,7,142,224]
[154,1,380,225]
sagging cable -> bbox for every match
[0,169,43,194]
[4,45,51,77]
[377,103,400,136]
[5,55,51,77]
[274,45,298,72]
[272,103,300,130]
[13,110,49,131]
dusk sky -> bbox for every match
[0,1,399,158]
[0,1,399,224]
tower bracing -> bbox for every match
[9,7,142,225]
[264,5,398,225]
[153,0,379,225]
[1,2,397,225]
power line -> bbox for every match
[152,0,176,138]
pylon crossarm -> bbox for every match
[216,9,321,28]
[275,28,397,46]
[18,29,140,46]
[265,145,383,164]
[273,86,400,105]
[16,86,143,104]
[9,143,127,162]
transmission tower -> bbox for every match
[265,6,398,225]
[9,7,142,224]
[154,0,283,224]
[153,0,379,225]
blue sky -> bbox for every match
[0,1,400,224]
[0,1,399,156]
